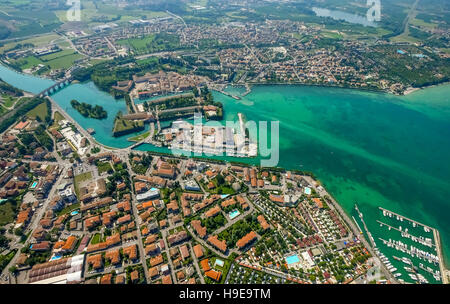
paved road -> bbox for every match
[125,157,150,282]
[48,97,117,152]
[160,228,178,283]
[189,242,205,284]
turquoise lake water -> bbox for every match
[1,65,449,273]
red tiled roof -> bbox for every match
[193,244,204,259]
[236,231,257,249]
[257,215,270,230]
[199,259,210,272]
[205,269,222,281]
[191,220,206,238]
[207,235,227,252]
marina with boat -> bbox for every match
[353,204,446,284]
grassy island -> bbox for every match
[70,100,107,120]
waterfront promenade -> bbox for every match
[47,96,118,152]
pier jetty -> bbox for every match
[242,83,252,97]
[213,89,241,100]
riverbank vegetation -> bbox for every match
[0,80,23,97]
[70,99,107,120]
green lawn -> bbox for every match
[117,34,156,51]
[49,111,65,130]
[39,49,76,61]
[127,131,150,142]
[74,171,93,197]
[26,101,48,121]
[45,52,84,70]
[14,49,83,72]
[410,17,438,30]
[96,161,113,174]
[54,111,64,122]
[0,33,60,54]
[117,32,180,54]
[57,202,80,216]
[90,233,102,245]
[15,56,43,70]
[390,32,421,44]
[113,118,144,134]
[320,30,343,40]
[1,94,16,108]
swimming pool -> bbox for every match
[221,194,229,199]
[30,181,38,189]
[50,255,62,261]
[215,259,224,267]
[228,209,241,220]
[285,254,300,265]
[71,210,79,216]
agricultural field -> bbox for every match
[117,33,181,54]
[13,49,84,73]
[0,33,61,54]
[0,1,63,40]
[54,0,168,24]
